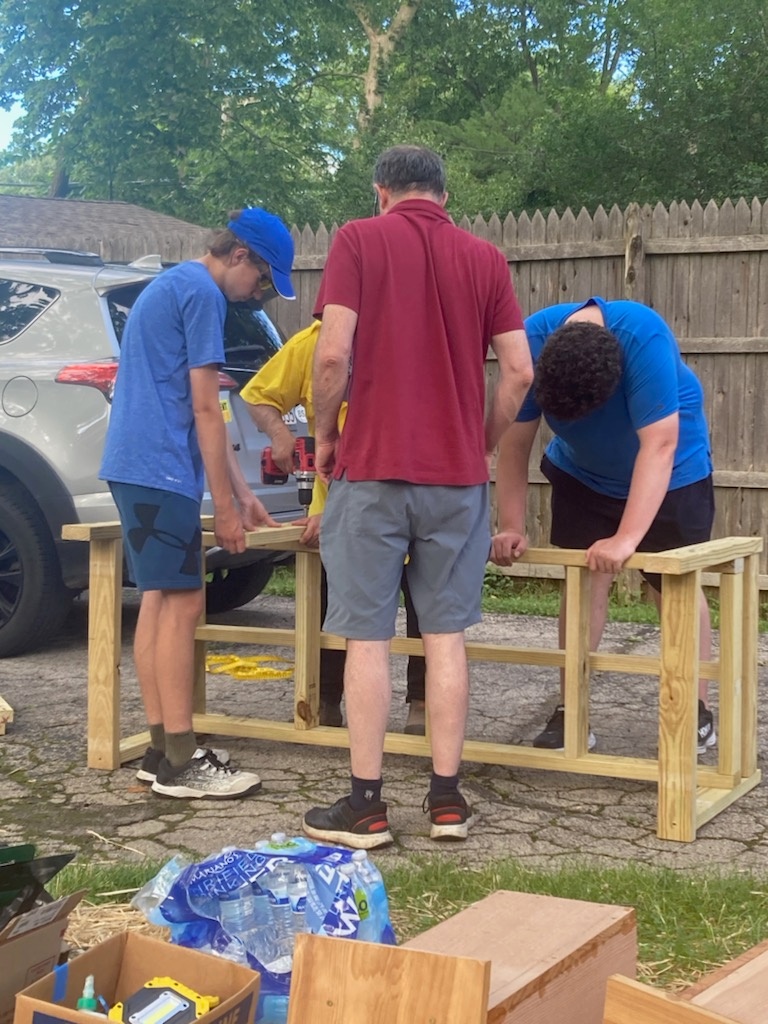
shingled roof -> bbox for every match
[0,194,212,262]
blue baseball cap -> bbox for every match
[227,207,296,300]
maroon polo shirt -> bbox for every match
[313,199,524,485]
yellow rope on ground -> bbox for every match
[205,653,294,680]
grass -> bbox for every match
[264,563,768,630]
[50,857,768,990]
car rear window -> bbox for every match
[107,282,149,344]
[0,278,59,343]
[220,303,284,388]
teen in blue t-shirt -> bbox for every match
[99,207,294,800]
[491,297,716,755]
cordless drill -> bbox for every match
[261,435,316,508]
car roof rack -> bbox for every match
[0,247,104,266]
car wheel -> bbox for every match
[0,483,74,656]
[205,562,275,615]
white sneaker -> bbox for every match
[136,745,230,783]
[151,748,261,799]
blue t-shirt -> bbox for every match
[100,261,227,502]
[518,297,712,498]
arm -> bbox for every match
[224,443,280,531]
[313,303,357,482]
[586,412,678,573]
[190,365,246,553]
[248,404,296,473]
[485,329,535,457]
[490,417,540,564]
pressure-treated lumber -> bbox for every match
[63,522,762,841]
[287,933,490,1024]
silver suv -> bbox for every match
[0,247,307,657]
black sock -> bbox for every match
[430,772,460,799]
[349,775,383,809]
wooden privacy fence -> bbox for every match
[62,519,762,844]
[268,196,768,585]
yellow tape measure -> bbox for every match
[205,653,294,680]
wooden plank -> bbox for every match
[603,976,738,1024]
[717,572,742,779]
[657,571,700,841]
[741,553,760,776]
[86,537,123,770]
[187,713,736,788]
[61,522,124,542]
[200,524,305,549]
[677,337,768,353]
[291,234,768,271]
[563,566,592,757]
[0,694,13,735]
[293,549,321,728]
[638,538,762,576]
[287,934,490,1024]
[695,773,762,830]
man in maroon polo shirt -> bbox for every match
[302,144,533,848]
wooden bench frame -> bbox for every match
[62,521,762,842]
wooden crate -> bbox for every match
[679,939,768,1023]
[603,976,736,1023]
[402,890,637,1024]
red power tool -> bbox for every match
[261,435,316,508]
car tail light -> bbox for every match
[56,361,119,401]
[218,371,239,390]
[54,365,238,402]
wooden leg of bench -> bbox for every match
[563,566,592,758]
[87,537,123,770]
[657,570,700,841]
[741,553,759,778]
[717,569,742,780]
[294,550,321,728]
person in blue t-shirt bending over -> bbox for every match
[491,297,717,755]
[100,207,295,800]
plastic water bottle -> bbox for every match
[256,993,289,1024]
[351,851,393,943]
[131,854,190,924]
[250,874,273,925]
[218,882,279,967]
[347,856,377,942]
[287,866,309,935]
[263,861,294,958]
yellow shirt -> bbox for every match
[240,320,347,517]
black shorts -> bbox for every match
[542,455,715,591]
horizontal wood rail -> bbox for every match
[62,523,762,842]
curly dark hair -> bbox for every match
[533,321,623,420]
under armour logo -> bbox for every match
[365,789,375,802]
[127,503,201,575]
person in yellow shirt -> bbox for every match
[240,320,427,732]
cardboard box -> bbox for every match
[402,889,637,1024]
[0,892,83,1024]
[14,932,260,1024]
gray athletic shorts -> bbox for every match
[320,476,490,640]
